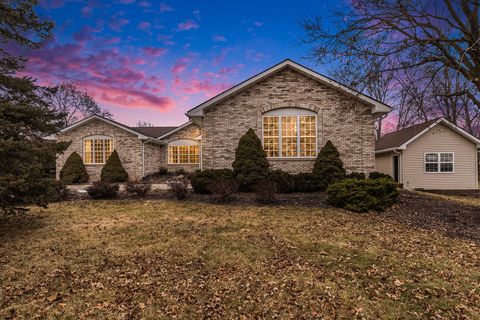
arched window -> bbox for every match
[83,136,114,164]
[168,139,200,164]
[262,108,317,158]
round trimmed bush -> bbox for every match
[190,169,234,194]
[267,170,296,193]
[59,152,89,184]
[100,150,128,183]
[326,178,399,212]
[294,173,319,192]
[87,181,119,199]
[346,171,366,179]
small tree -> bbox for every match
[100,150,128,182]
[59,152,89,184]
[232,129,269,190]
[313,140,346,191]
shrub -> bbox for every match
[326,178,399,212]
[125,181,151,197]
[59,152,89,184]
[47,180,70,202]
[207,178,239,203]
[158,167,168,175]
[369,171,394,180]
[87,181,119,199]
[168,177,188,200]
[346,172,366,179]
[232,129,269,191]
[190,169,234,194]
[175,168,186,176]
[100,150,128,182]
[293,173,319,192]
[255,180,277,204]
[313,140,346,191]
[267,170,296,193]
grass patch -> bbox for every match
[0,200,479,319]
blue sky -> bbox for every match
[30,0,344,125]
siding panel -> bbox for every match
[403,123,477,189]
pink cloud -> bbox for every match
[137,21,151,32]
[171,56,193,74]
[40,0,64,9]
[177,20,199,31]
[160,3,173,12]
[109,17,130,32]
[212,34,226,42]
[142,47,167,57]
[138,1,151,7]
[173,77,231,98]
[23,40,172,112]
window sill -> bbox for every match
[84,163,105,166]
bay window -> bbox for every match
[425,152,454,173]
[83,136,114,164]
[262,108,317,158]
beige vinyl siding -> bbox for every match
[374,151,400,182]
[402,123,478,190]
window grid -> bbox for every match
[425,152,453,173]
[83,138,114,164]
[168,145,199,164]
[262,114,317,158]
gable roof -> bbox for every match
[376,118,480,153]
[186,59,392,117]
[130,126,177,138]
[58,115,170,144]
[157,121,194,139]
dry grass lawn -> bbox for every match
[1,200,479,319]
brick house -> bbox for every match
[54,59,391,182]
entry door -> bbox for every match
[392,155,399,182]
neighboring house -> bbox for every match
[54,59,391,182]
[375,118,480,190]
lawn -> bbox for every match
[1,199,479,319]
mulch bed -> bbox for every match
[421,189,480,198]
[380,191,480,243]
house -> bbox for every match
[54,59,391,182]
[375,118,480,190]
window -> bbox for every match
[83,137,113,164]
[262,109,317,158]
[425,152,453,173]
[168,140,199,164]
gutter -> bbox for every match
[375,146,406,154]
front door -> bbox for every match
[392,155,399,182]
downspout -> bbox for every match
[141,140,145,178]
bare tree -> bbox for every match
[135,120,153,127]
[302,0,480,134]
[43,82,112,126]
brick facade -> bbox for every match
[56,66,378,180]
[159,123,201,172]
[199,66,376,174]
[55,119,162,182]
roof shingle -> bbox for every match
[129,126,177,138]
[375,119,438,151]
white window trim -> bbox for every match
[82,135,115,165]
[261,109,318,159]
[168,139,200,165]
[424,152,455,174]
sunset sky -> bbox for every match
[29,0,348,126]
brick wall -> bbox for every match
[200,66,376,174]
[56,119,145,182]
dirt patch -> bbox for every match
[422,189,480,198]
[380,191,480,243]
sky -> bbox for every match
[27,0,346,126]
